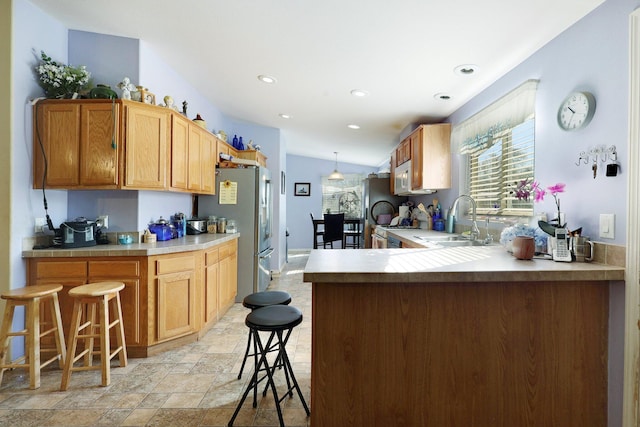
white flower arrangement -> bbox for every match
[500,223,548,253]
[35,51,91,98]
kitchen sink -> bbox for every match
[427,239,486,247]
[413,235,488,247]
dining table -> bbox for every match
[312,217,363,249]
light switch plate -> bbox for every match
[599,213,615,239]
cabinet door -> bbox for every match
[155,254,197,341]
[171,114,189,190]
[390,151,397,194]
[219,241,238,311]
[80,103,120,187]
[188,124,203,191]
[204,249,220,323]
[412,124,451,191]
[88,259,143,346]
[33,101,81,188]
[124,104,169,189]
[201,132,216,194]
[157,270,196,341]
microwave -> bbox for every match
[394,161,412,195]
[393,160,436,195]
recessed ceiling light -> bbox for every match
[279,113,292,119]
[347,124,360,129]
[350,89,369,97]
[257,75,277,84]
[454,64,479,76]
[434,93,452,100]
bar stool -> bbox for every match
[0,284,66,389]
[228,305,310,427]
[60,281,127,391]
[237,290,292,380]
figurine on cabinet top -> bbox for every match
[162,95,179,111]
[117,77,136,100]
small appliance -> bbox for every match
[187,218,208,234]
[58,220,97,248]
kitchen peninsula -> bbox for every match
[22,233,239,357]
[303,243,625,427]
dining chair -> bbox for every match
[322,213,345,249]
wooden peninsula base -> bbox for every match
[304,247,624,427]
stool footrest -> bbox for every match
[7,330,28,337]
[39,354,62,369]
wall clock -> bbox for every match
[557,91,596,131]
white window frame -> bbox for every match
[321,174,365,218]
[453,80,538,218]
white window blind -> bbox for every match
[452,80,538,216]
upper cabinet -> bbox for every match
[410,124,451,192]
[33,100,120,188]
[390,123,451,195]
[123,102,169,190]
[32,99,237,195]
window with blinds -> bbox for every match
[453,80,538,217]
[321,174,364,218]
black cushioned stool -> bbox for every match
[228,305,310,427]
[237,291,292,380]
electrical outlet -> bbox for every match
[34,217,45,233]
[599,213,615,239]
[97,215,109,229]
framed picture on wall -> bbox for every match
[294,182,311,196]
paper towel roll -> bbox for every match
[399,206,409,218]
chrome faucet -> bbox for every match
[451,195,481,241]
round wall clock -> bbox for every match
[557,91,596,131]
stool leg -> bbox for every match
[112,292,127,367]
[85,301,97,367]
[61,300,83,391]
[237,330,252,380]
[0,302,16,386]
[49,293,66,369]
[99,295,110,387]
[26,298,41,389]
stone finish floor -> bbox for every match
[0,251,312,427]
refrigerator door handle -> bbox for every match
[259,247,275,259]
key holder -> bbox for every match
[575,145,619,178]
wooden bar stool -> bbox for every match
[0,284,66,389]
[60,281,127,391]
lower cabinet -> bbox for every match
[152,253,197,342]
[26,237,238,357]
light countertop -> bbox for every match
[304,230,625,283]
[22,233,240,258]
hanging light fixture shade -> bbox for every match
[328,151,344,181]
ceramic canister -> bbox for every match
[512,236,535,260]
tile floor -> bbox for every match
[0,251,312,427]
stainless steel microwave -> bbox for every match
[394,161,412,195]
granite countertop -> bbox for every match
[22,233,240,258]
[304,230,625,284]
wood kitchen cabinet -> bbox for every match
[152,253,198,342]
[26,236,238,357]
[218,239,238,312]
[123,102,169,190]
[395,137,411,166]
[187,124,216,194]
[33,99,226,194]
[170,113,189,190]
[203,246,220,326]
[410,123,451,191]
[27,257,146,348]
[33,100,120,188]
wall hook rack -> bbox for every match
[575,145,617,166]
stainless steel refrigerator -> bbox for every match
[200,166,273,302]
[362,177,407,247]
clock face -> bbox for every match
[557,91,596,130]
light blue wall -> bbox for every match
[410,0,636,247]
[286,154,377,249]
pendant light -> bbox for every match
[328,151,344,181]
